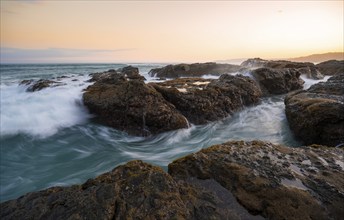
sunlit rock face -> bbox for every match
[169,140,344,220]
[285,74,344,147]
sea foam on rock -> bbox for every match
[285,74,344,147]
[241,58,324,80]
[1,140,343,219]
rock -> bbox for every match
[285,74,344,146]
[316,60,344,76]
[2,141,343,219]
[20,79,63,92]
[150,74,262,124]
[169,140,344,220]
[0,160,262,220]
[241,58,324,79]
[83,71,188,136]
[149,62,244,78]
[250,67,304,95]
[121,66,145,81]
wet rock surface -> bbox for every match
[285,74,344,146]
[83,68,188,136]
[2,141,343,219]
[150,74,262,124]
[0,160,263,220]
[316,60,344,76]
[241,58,324,79]
[19,79,64,92]
[250,67,304,95]
[149,62,244,78]
[169,140,344,220]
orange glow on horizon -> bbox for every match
[1,1,343,63]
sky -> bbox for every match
[0,0,343,63]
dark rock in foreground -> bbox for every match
[83,69,188,136]
[2,141,343,219]
[149,62,244,78]
[169,140,344,220]
[250,67,304,95]
[285,74,344,146]
[19,79,64,92]
[150,74,262,124]
[316,60,344,76]
[241,58,324,79]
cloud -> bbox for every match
[0,47,135,63]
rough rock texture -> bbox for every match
[241,58,324,79]
[0,160,263,220]
[83,69,188,136]
[250,67,304,95]
[149,62,244,78]
[169,140,344,220]
[285,74,344,146]
[2,141,343,219]
[316,60,344,76]
[150,74,262,124]
[19,79,64,92]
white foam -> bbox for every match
[193,81,210,86]
[301,75,331,90]
[0,76,92,138]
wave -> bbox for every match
[0,76,92,138]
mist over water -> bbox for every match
[0,64,325,202]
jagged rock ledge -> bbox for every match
[1,140,343,219]
[83,65,306,136]
[285,74,344,147]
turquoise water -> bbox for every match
[0,63,317,202]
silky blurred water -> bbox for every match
[0,63,324,202]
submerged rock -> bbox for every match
[20,79,64,92]
[2,140,343,219]
[250,67,304,95]
[285,74,344,146]
[241,58,324,79]
[316,60,344,76]
[151,74,262,124]
[169,140,344,220]
[83,69,188,136]
[149,62,244,78]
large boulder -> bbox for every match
[242,58,324,79]
[149,62,244,78]
[83,68,188,136]
[285,74,344,146]
[169,140,344,220]
[316,60,344,76]
[0,160,262,220]
[150,74,262,124]
[250,67,304,95]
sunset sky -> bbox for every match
[1,0,343,63]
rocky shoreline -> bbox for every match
[1,141,343,219]
[7,58,343,219]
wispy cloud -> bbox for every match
[0,47,135,63]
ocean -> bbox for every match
[0,63,328,202]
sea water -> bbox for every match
[0,63,327,202]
